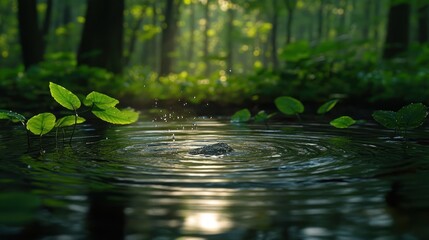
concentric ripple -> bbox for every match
[2,120,429,239]
[80,120,419,188]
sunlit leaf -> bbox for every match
[372,110,397,130]
[275,96,304,115]
[231,108,251,123]
[397,103,428,130]
[0,110,26,123]
[26,113,56,136]
[84,91,119,109]
[49,82,81,110]
[92,107,139,125]
[55,115,86,128]
[330,116,356,128]
[317,99,338,114]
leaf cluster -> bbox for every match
[1,82,139,146]
[372,103,427,131]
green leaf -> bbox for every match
[372,110,397,130]
[0,110,26,123]
[92,107,139,125]
[55,115,86,128]
[49,82,81,111]
[231,108,251,123]
[317,99,339,114]
[83,91,119,109]
[396,103,428,130]
[275,96,304,115]
[254,110,276,123]
[330,116,356,128]
[26,113,56,136]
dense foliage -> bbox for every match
[0,0,428,112]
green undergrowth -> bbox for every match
[2,52,429,112]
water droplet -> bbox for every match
[172,134,175,142]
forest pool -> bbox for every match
[1,118,429,239]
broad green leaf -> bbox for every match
[49,82,81,110]
[92,107,139,125]
[231,108,251,123]
[317,99,338,114]
[275,96,304,115]
[55,115,86,128]
[0,110,26,123]
[396,103,428,130]
[0,192,41,225]
[83,91,119,109]
[26,113,56,136]
[372,110,397,130]
[330,116,356,128]
[254,110,276,123]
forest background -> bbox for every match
[0,0,427,114]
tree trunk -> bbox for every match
[203,0,210,76]
[383,2,410,59]
[318,0,325,40]
[338,0,347,35]
[418,4,429,43]
[188,2,195,64]
[373,0,381,46]
[284,0,296,45]
[17,0,44,69]
[77,0,125,74]
[160,0,181,76]
[125,8,145,66]
[270,0,279,70]
[226,7,234,73]
[42,0,53,48]
[361,0,371,39]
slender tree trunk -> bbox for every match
[188,2,195,64]
[271,0,279,71]
[160,0,181,76]
[17,0,44,69]
[125,9,145,66]
[338,0,347,35]
[362,0,371,39]
[284,0,296,45]
[42,0,53,48]
[78,0,125,74]
[142,2,159,71]
[226,7,234,73]
[383,2,410,59]
[418,4,429,43]
[203,0,210,76]
[373,0,381,46]
[318,0,325,40]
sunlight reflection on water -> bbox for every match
[2,120,429,239]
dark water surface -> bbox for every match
[1,118,429,239]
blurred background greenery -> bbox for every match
[0,0,428,112]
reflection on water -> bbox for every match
[183,211,232,234]
[1,120,429,239]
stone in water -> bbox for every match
[189,143,233,156]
